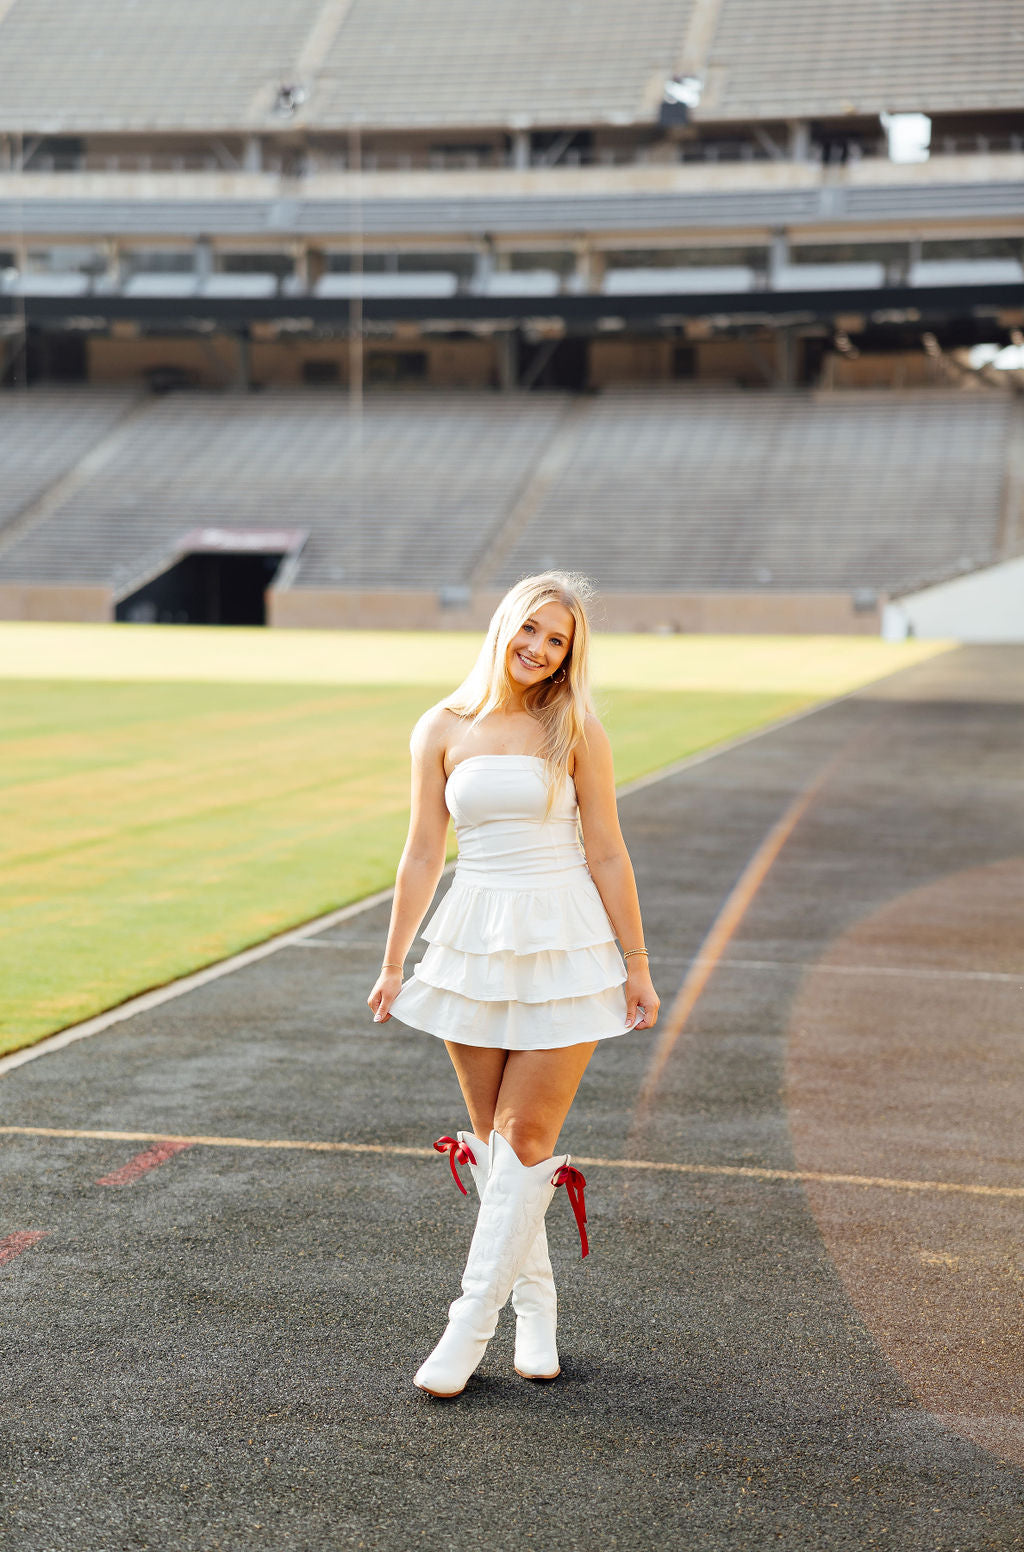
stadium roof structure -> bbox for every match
[0,0,696,134]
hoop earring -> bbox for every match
[552,668,567,684]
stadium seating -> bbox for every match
[2,0,1018,138]
[0,3,1019,639]
[0,389,1013,601]
[274,0,696,130]
[700,0,1024,121]
[0,0,326,130]
[1,181,1020,261]
[0,0,695,133]
[0,392,563,594]
[489,390,1015,593]
[0,390,138,539]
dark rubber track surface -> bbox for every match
[1,645,1022,1551]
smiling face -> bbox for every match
[506,600,575,689]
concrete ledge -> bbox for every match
[269,588,882,635]
[2,152,1021,202]
[0,584,113,622]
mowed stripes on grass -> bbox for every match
[0,626,949,1055]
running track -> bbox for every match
[1,645,1022,1551]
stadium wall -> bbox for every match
[79,335,956,393]
[0,583,112,621]
[0,583,881,634]
[87,336,495,390]
[266,588,883,635]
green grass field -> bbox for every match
[0,625,949,1055]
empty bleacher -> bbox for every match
[0,389,137,539]
[489,391,1015,594]
[0,0,695,134]
[0,389,1014,605]
[0,392,565,594]
[701,0,1024,121]
[0,0,325,131]
[311,0,694,129]
[1,0,1018,141]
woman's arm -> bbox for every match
[367,708,452,1024]
[574,715,660,1031]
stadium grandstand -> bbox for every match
[0,0,1022,634]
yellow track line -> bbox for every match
[1,1124,1022,1200]
[633,732,865,1118]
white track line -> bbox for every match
[1,1123,1021,1201]
[292,943,1023,985]
[0,669,921,1081]
[633,956,1024,986]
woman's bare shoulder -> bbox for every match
[410,701,463,762]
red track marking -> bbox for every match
[96,1139,194,1186]
[0,1230,48,1265]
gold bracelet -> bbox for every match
[623,948,649,959]
[382,961,403,970]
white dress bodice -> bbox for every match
[445,755,587,887]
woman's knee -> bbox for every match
[493,1113,556,1166]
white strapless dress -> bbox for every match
[388,754,631,1051]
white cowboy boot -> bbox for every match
[457,1130,560,1381]
[414,1131,567,1398]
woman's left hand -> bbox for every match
[624,965,660,1030]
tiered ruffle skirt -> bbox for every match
[389,871,629,1051]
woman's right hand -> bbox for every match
[367,967,404,1024]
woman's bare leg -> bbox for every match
[444,1042,509,1139]
[493,1042,599,1165]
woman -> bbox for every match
[367,571,659,1397]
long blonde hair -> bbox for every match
[445,571,595,815]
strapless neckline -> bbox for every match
[445,754,571,788]
[447,752,542,771]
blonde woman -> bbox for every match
[367,571,659,1397]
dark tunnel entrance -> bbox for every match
[116,551,284,625]
[115,528,307,625]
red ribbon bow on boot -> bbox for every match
[552,1163,589,1258]
[433,1135,477,1195]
